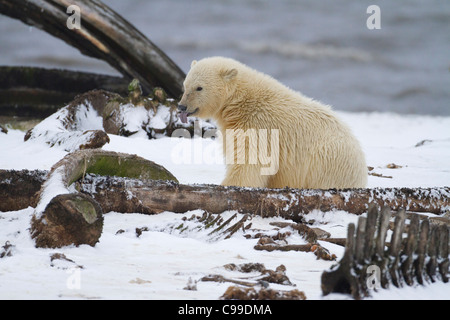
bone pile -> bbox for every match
[321,204,449,299]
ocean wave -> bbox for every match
[238,41,373,62]
[168,38,372,62]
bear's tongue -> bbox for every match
[179,111,189,124]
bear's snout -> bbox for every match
[178,105,187,111]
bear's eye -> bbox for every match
[196,87,203,91]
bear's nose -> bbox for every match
[178,105,187,112]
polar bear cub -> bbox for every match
[178,57,367,189]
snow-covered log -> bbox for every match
[33,149,178,217]
[76,175,450,218]
[0,169,47,211]
[30,193,104,248]
[24,86,215,152]
[23,89,116,152]
[2,169,449,217]
[29,149,178,248]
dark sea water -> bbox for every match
[0,0,449,115]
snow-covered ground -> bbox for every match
[1,111,449,300]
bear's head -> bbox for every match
[178,57,238,123]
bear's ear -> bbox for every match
[221,68,238,81]
[191,60,198,68]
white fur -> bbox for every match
[179,57,367,189]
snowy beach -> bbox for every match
[1,111,449,300]
[0,0,449,301]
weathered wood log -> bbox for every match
[1,169,449,217]
[34,149,178,215]
[0,0,185,98]
[0,169,47,212]
[77,176,450,218]
[23,89,120,152]
[29,149,177,248]
[22,86,214,152]
[0,67,129,118]
[30,193,103,248]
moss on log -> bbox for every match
[35,149,178,213]
[79,151,179,183]
[29,149,177,248]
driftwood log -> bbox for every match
[76,175,450,219]
[1,169,449,218]
[33,149,178,216]
[0,0,185,98]
[31,193,104,248]
[0,67,129,118]
[1,148,448,250]
[29,150,178,248]
[22,85,214,152]
[0,169,47,211]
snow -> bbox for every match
[24,101,106,152]
[119,103,152,139]
[1,111,449,300]
[74,102,104,132]
[148,105,172,130]
[34,167,68,218]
